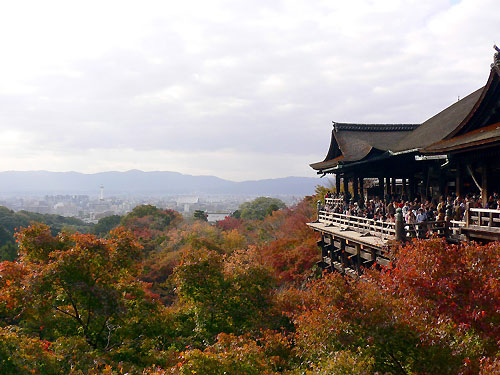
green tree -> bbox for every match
[0,241,17,262]
[0,206,92,261]
[238,197,286,220]
[0,327,60,375]
[174,247,276,343]
[193,210,208,221]
[121,205,182,232]
[93,214,122,236]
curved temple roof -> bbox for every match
[311,52,500,173]
[310,123,419,171]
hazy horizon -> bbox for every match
[0,169,325,183]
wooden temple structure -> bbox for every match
[308,49,500,277]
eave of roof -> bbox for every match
[310,155,344,171]
[310,122,418,171]
[423,122,500,153]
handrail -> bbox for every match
[318,210,451,240]
[404,220,447,238]
[469,208,500,214]
[325,197,344,205]
[467,207,500,228]
[315,204,500,243]
[318,210,395,239]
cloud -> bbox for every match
[0,0,498,180]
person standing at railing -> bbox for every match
[316,200,323,222]
[416,208,426,223]
[487,196,498,209]
[437,198,445,221]
[387,201,396,221]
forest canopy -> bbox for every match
[0,193,498,374]
[232,197,286,220]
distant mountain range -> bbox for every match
[0,170,332,196]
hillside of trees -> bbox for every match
[0,207,92,262]
[0,192,499,374]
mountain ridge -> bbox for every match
[0,170,330,196]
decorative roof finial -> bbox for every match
[493,44,500,67]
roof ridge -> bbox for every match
[333,122,420,132]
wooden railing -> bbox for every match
[318,206,500,243]
[403,221,447,238]
[319,210,450,241]
[466,208,500,229]
[325,197,344,206]
[318,210,396,239]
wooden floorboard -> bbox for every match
[307,222,388,249]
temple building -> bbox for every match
[311,50,500,206]
[308,49,500,276]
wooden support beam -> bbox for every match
[336,174,341,194]
[378,177,385,200]
[482,166,489,207]
[422,169,429,199]
[343,177,349,201]
[456,162,462,198]
[409,175,415,200]
[353,176,359,201]
[359,178,364,203]
[340,239,346,274]
[355,244,361,275]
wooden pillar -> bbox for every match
[482,166,489,207]
[422,170,429,200]
[391,178,396,196]
[409,175,415,200]
[402,178,408,198]
[353,176,359,201]
[378,177,385,200]
[355,244,361,276]
[385,177,390,196]
[438,173,446,198]
[359,177,364,203]
[456,162,462,198]
[335,174,341,195]
[343,176,349,201]
[340,239,346,274]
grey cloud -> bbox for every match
[0,0,498,178]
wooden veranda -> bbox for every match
[308,198,500,278]
[308,50,500,277]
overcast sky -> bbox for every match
[0,0,498,181]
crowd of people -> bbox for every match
[322,191,500,225]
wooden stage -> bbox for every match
[308,205,500,278]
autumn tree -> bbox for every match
[169,332,292,375]
[173,247,277,344]
[2,224,164,354]
[120,204,182,252]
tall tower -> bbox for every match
[100,185,104,201]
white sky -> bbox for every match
[0,0,498,181]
